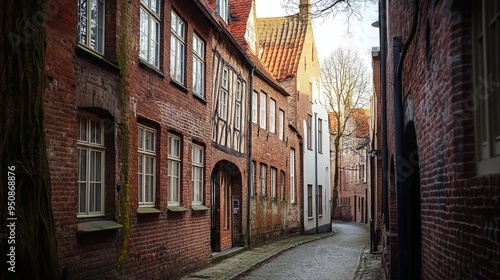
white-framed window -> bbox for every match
[318,185,323,216]
[252,91,258,123]
[137,125,156,207]
[260,164,266,196]
[251,161,256,196]
[193,34,205,97]
[140,0,160,67]
[78,0,105,54]
[318,118,323,153]
[290,148,295,203]
[171,11,185,83]
[218,0,229,23]
[77,114,105,217]
[279,109,285,140]
[192,144,204,205]
[359,164,365,182]
[472,1,500,175]
[260,92,267,129]
[168,133,181,205]
[280,170,285,200]
[270,98,276,133]
[219,67,229,120]
[307,115,312,150]
[307,184,313,218]
[235,80,242,130]
[271,167,277,199]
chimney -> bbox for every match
[299,0,311,20]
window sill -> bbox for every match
[75,45,120,73]
[137,207,162,215]
[170,78,188,92]
[76,220,123,234]
[192,205,210,211]
[167,205,189,212]
[138,59,165,77]
[193,92,208,104]
[307,217,314,220]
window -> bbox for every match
[290,148,295,203]
[472,1,500,175]
[279,109,285,140]
[359,164,365,181]
[307,184,313,218]
[192,144,204,205]
[252,91,258,123]
[235,80,242,129]
[193,34,205,97]
[219,67,229,120]
[251,161,256,196]
[171,11,185,83]
[168,133,181,205]
[140,0,160,67]
[307,115,312,149]
[270,167,277,199]
[218,0,229,23]
[77,114,104,217]
[318,185,323,216]
[78,0,105,54]
[137,125,156,207]
[260,92,267,129]
[280,170,285,200]
[269,99,276,133]
[260,164,266,196]
[318,118,323,153]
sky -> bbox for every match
[254,0,380,65]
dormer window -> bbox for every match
[218,0,228,23]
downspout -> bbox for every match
[314,113,319,233]
[394,1,419,279]
[247,67,255,249]
[379,0,389,233]
[370,150,375,253]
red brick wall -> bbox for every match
[383,1,500,279]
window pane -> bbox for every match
[140,9,148,60]
[79,183,86,213]
[78,149,87,181]
[95,183,102,212]
[78,116,87,141]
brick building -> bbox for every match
[377,0,500,279]
[39,0,328,278]
[255,0,332,234]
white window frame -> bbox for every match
[307,115,312,150]
[171,11,185,83]
[252,91,258,123]
[260,92,267,129]
[271,167,277,199]
[192,144,204,205]
[280,170,285,200]
[78,0,105,54]
[307,184,313,218]
[270,98,276,133]
[218,0,229,23]
[472,1,500,175]
[168,133,182,206]
[193,33,205,97]
[140,0,160,67]
[260,164,266,196]
[251,161,256,196]
[279,109,284,140]
[290,148,295,203]
[318,185,323,216]
[235,80,242,130]
[77,114,105,217]
[219,67,229,120]
[137,125,156,207]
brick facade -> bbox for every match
[380,0,500,279]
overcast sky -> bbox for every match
[254,0,380,64]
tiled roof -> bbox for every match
[256,14,308,80]
[228,0,253,50]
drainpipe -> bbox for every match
[394,1,419,279]
[314,112,319,233]
[247,67,255,249]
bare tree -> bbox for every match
[321,47,370,211]
[282,0,375,24]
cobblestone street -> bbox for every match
[237,221,384,280]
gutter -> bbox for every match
[247,67,255,249]
[314,113,319,234]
